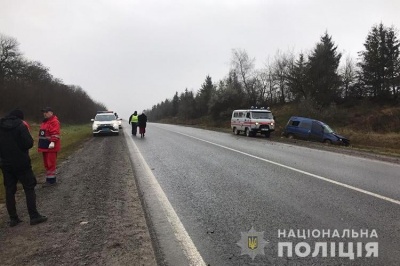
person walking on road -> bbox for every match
[128,111,138,136]
[0,109,48,226]
[38,107,61,187]
[138,111,147,138]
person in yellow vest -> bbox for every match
[128,111,138,136]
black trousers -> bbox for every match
[131,122,138,135]
[2,166,39,219]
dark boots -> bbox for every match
[8,216,22,227]
[8,215,47,227]
[30,215,48,225]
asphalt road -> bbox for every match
[125,122,400,266]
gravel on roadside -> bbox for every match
[0,131,157,266]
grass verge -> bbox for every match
[159,104,400,157]
[0,123,92,204]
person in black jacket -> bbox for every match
[0,109,47,226]
[138,111,147,138]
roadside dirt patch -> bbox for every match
[273,136,400,164]
[0,132,157,266]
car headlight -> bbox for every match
[113,122,119,129]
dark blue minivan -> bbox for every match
[282,116,350,146]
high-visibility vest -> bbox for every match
[131,115,138,123]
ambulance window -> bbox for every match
[239,112,243,117]
[251,112,273,119]
[246,113,251,118]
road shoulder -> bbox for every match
[0,132,157,265]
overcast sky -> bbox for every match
[1,0,399,119]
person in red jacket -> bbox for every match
[38,107,61,187]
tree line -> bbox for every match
[147,23,400,122]
[0,34,106,123]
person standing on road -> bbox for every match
[38,107,61,187]
[138,111,147,138]
[0,109,48,226]
[128,111,138,136]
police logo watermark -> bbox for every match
[237,226,268,260]
[277,228,379,260]
[248,235,258,250]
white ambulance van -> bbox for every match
[231,108,275,137]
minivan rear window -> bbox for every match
[299,121,311,129]
[291,120,300,126]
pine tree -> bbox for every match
[384,26,400,99]
[307,32,342,106]
[178,89,196,119]
[196,75,214,116]
[287,53,309,101]
[358,23,400,99]
[172,91,179,116]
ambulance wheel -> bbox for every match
[245,128,251,137]
[234,128,240,135]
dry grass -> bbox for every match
[178,101,400,157]
[339,129,400,156]
[162,102,400,157]
[270,102,400,156]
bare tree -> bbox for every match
[256,60,277,105]
[0,33,106,123]
[0,34,22,85]
[231,49,257,105]
[339,55,358,98]
[272,50,294,103]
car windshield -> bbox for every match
[251,112,273,119]
[323,124,334,134]
[95,115,116,121]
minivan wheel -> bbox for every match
[323,139,332,145]
[287,133,294,139]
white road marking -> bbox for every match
[125,127,207,265]
[171,130,400,206]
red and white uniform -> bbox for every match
[38,115,61,182]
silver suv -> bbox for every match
[91,112,119,136]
